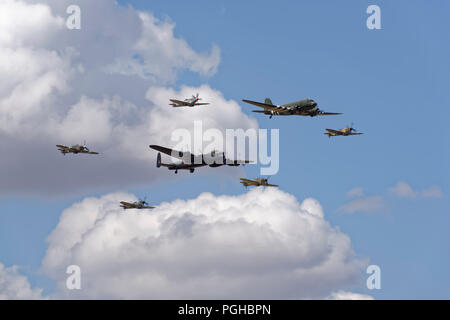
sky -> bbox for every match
[0,0,449,299]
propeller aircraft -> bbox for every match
[169,93,210,107]
[119,198,156,210]
[56,142,99,155]
[150,145,251,174]
[242,97,342,118]
[240,177,279,188]
[325,123,363,137]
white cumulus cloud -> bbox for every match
[42,188,367,299]
[106,12,221,83]
[0,263,44,300]
[0,0,255,195]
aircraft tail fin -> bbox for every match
[264,98,274,105]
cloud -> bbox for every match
[0,0,64,48]
[42,189,368,299]
[421,185,443,198]
[346,187,364,198]
[327,290,374,300]
[388,181,443,199]
[0,0,255,195]
[106,12,221,83]
[0,263,44,300]
[340,181,444,215]
[388,181,417,198]
[339,196,386,215]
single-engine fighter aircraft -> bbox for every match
[120,198,156,210]
[240,177,279,188]
[56,143,99,155]
[169,93,210,107]
[242,98,342,118]
[150,145,251,174]
[325,124,363,137]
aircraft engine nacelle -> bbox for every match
[204,151,225,167]
[156,152,162,168]
[227,160,240,167]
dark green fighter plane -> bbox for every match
[242,98,342,118]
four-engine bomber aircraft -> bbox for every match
[240,177,279,188]
[150,145,251,174]
[120,198,156,210]
[56,143,99,155]
[169,93,210,107]
[242,98,342,118]
[325,124,363,137]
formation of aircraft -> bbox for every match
[169,93,210,107]
[325,124,363,137]
[242,98,342,118]
[240,177,279,188]
[120,198,156,210]
[150,145,251,174]
[56,143,99,155]
[55,92,364,200]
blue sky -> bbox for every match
[1,0,449,299]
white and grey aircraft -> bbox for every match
[169,93,210,107]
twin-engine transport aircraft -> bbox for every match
[325,124,363,137]
[150,145,251,174]
[56,143,99,155]
[120,198,156,210]
[169,93,210,107]
[242,98,342,118]
[240,177,279,188]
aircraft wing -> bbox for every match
[265,183,279,187]
[56,145,70,150]
[169,99,187,106]
[240,180,258,186]
[230,159,253,164]
[326,129,341,134]
[194,103,210,106]
[150,145,191,160]
[142,206,156,209]
[120,201,135,208]
[240,178,258,185]
[319,112,343,116]
[81,151,99,155]
[349,132,363,135]
[242,99,288,111]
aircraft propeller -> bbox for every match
[82,140,90,151]
[349,123,356,132]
